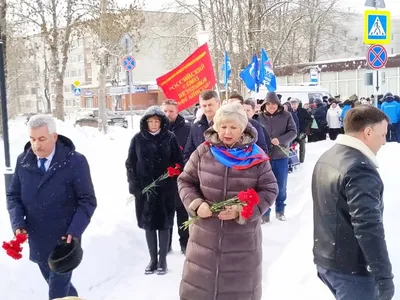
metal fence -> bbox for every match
[277,67,400,98]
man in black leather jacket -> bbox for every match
[312,105,394,300]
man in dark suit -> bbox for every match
[161,99,191,254]
[312,105,393,300]
[7,115,97,300]
[227,93,271,154]
[184,90,220,162]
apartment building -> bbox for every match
[18,10,197,114]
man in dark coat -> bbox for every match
[290,98,312,163]
[161,99,190,254]
[184,90,220,162]
[227,93,271,154]
[7,115,97,300]
[312,105,394,300]
[126,106,183,275]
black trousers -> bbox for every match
[328,128,342,141]
[295,137,306,163]
[169,204,189,249]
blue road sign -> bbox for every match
[73,88,81,96]
[122,55,136,71]
[367,44,388,70]
[364,10,390,45]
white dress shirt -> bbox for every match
[37,145,56,172]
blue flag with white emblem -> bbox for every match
[239,54,260,92]
[221,51,231,88]
[259,48,277,92]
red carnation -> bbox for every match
[175,163,181,170]
[204,141,210,146]
[2,233,27,260]
[179,146,184,151]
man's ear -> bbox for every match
[53,133,58,141]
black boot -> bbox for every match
[157,229,169,275]
[145,230,158,275]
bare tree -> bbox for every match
[84,0,143,133]
[10,0,92,121]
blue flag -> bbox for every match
[221,51,231,88]
[259,48,277,92]
[240,54,259,92]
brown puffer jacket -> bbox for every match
[177,125,278,300]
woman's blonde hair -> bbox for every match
[213,103,248,131]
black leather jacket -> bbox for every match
[312,143,392,281]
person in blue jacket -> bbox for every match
[340,100,354,131]
[7,115,97,300]
[380,92,400,142]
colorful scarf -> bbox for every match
[210,144,269,170]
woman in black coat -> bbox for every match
[125,106,183,275]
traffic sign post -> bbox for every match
[73,88,82,96]
[367,44,388,106]
[364,10,391,45]
[367,44,388,70]
[122,55,136,71]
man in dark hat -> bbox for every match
[7,115,97,300]
[257,92,297,223]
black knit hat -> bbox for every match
[48,238,83,274]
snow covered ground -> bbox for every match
[0,116,399,300]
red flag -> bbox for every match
[156,43,216,112]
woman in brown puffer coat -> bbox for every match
[177,103,278,300]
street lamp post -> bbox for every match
[0,35,12,192]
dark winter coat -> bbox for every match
[248,118,271,154]
[126,106,183,231]
[168,114,190,207]
[312,134,393,281]
[169,114,191,151]
[7,135,97,263]
[312,103,328,133]
[257,105,297,160]
[295,106,313,135]
[183,114,211,162]
[178,124,278,300]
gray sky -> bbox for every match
[137,0,400,16]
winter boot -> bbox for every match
[145,230,158,275]
[157,229,169,275]
[261,215,270,224]
[180,244,186,255]
[276,212,287,221]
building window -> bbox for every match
[85,97,93,108]
[65,99,72,107]
[65,71,69,78]
[391,48,394,54]
[78,69,83,76]
[78,54,83,62]
[71,70,77,77]
[64,85,71,92]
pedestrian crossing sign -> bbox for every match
[364,10,391,45]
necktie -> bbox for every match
[39,158,47,173]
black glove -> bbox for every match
[376,278,395,300]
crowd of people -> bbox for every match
[4,88,395,300]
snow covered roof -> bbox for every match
[275,54,400,76]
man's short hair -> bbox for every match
[228,92,244,104]
[243,98,256,110]
[344,105,389,133]
[200,90,219,101]
[28,114,57,134]
[161,99,178,106]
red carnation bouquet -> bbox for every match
[2,233,28,260]
[182,188,260,230]
[142,163,182,194]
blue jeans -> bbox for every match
[317,265,377,300]
[265,158,289,216]
[38,263,78,300]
